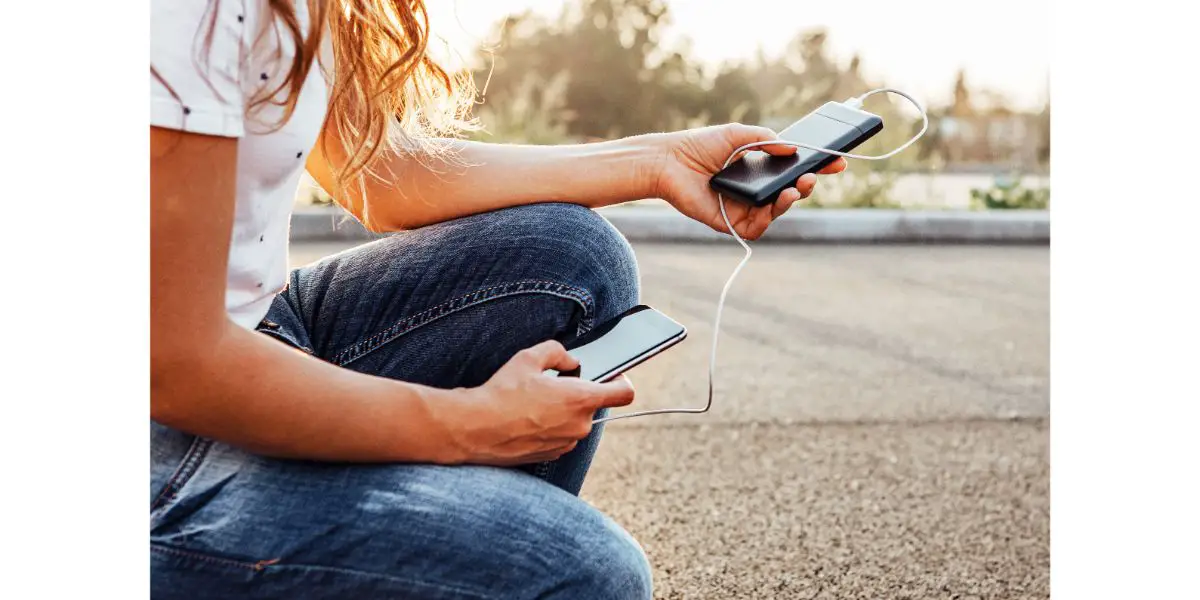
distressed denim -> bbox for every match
[150,203,651,599]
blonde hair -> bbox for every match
[162,0,476,194]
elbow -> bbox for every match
[335,196,406,234]
[360,214,392,234]
[361,209,420,234]
[150,347,189,426]
[150,302,232,428]
[151,333,218,427]
[349,188,430,232]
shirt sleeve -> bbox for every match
[150,0,246,137]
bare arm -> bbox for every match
[151,126,632,464]
[306,133,668,231]
[307,124,847,238]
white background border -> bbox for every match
[2,1,1198,597]
[1051,1,1200,598]
[2,0,147,596]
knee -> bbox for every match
[559,205,640,324]
[464,468,654,599]
[560,519,654,600]
[500,203,640,323]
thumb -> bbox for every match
[727,123,797,157]
[583,376,636,410]
[519,340,579,372]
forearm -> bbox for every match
[351,134,671,230]
[151,320,469,463]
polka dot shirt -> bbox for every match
[151,0,330,329]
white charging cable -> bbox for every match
[593,88,928,425]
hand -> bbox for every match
[446,340,635,466]
[652,123,848,240]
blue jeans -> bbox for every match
[150,203,651,599]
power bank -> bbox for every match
[709,101,884,206]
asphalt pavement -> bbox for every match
[289,241,1049,600]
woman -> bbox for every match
[150,1,846,597]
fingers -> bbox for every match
[754,173,821,231]
[589,376,636,409]
[518,340,578,372]
[772,187,802,220]
[735,205,773,241]
[710,169,824,239]
[757,142,800,157]
[818,157,847,174]
[754,205,774,239]
[544,371,635,411]
[766,173,819,221]
[794,173,818,198]
[727,123,797,157]
[557,375,635,410]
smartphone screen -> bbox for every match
[557,305,687,382]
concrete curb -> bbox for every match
[290,206,1049,244]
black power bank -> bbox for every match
[709,101,884,207]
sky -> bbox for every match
[425,0,1050,111]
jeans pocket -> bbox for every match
[150,425,214,516]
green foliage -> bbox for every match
[470,71,573,144]
[476,0,681,139]
[473,0,903,142]
[969,175,1050,210]
[439,0,1049,210]
[466,0,935,210]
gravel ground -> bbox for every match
[290,241,1050,600]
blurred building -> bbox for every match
[935,112,1045,169]
[919,71,1050,172]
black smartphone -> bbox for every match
[546,305,687,383]
[709,101,884,206]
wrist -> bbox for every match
[629,132,679,203]
[572,133,678,208]
[416,385,486,465]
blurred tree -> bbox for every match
[477,0,685,138]
[708,64,761,125]
[471,71,572,144]
[1036,98,1050,166]
[468,0,1047,178]
[951,69,974,117]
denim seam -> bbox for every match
[150,544,492,598]
[151,544,266,572]
[150,437,213,514]
[258,327,314,355]
[333,279,595,367]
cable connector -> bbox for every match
[842,95,866,110]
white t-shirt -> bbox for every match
[151,0,329,329]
